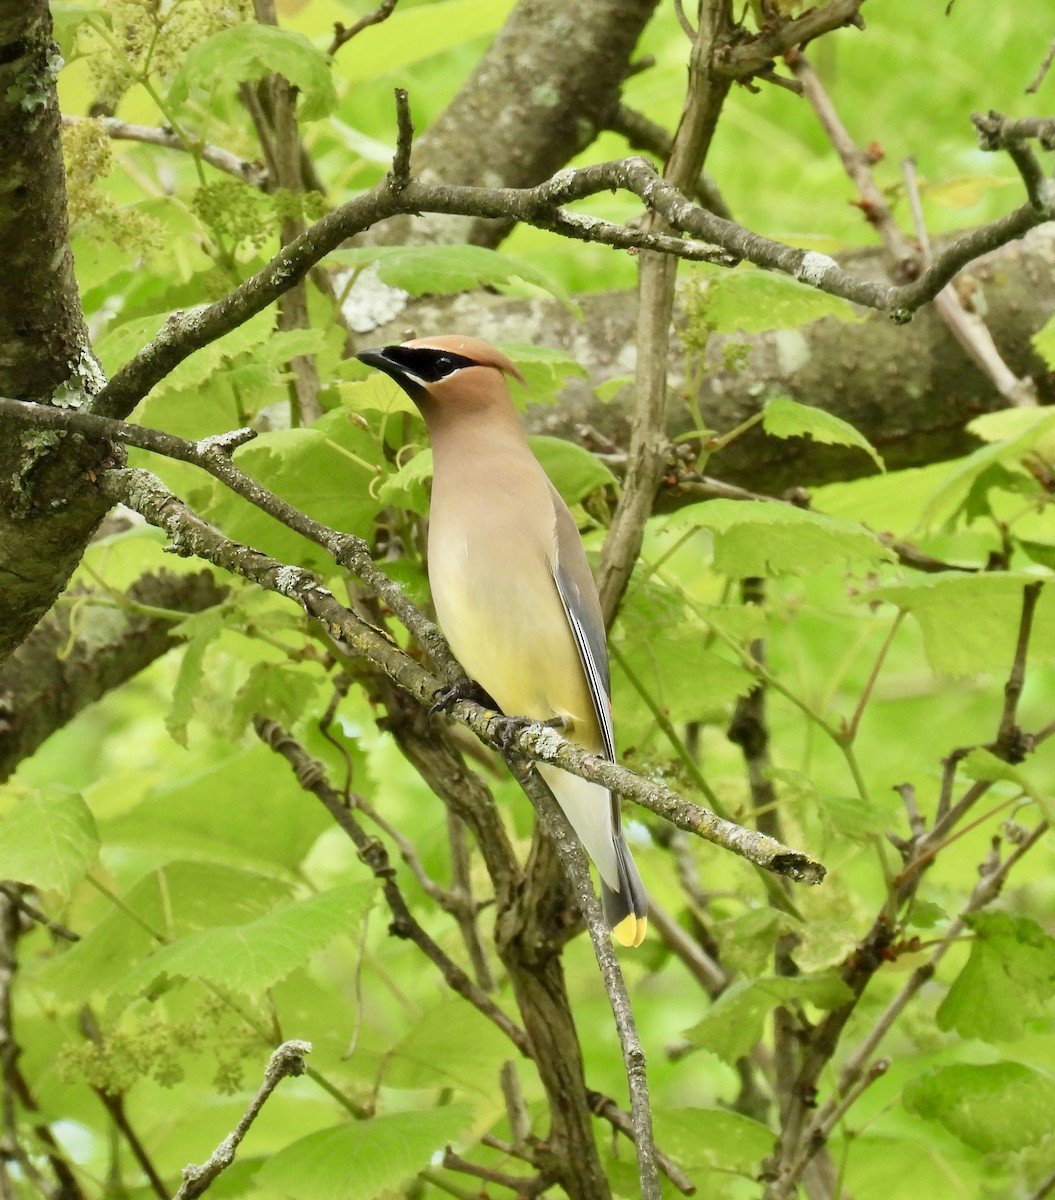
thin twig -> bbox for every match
[996,581,1043,753]
[607,104,732,217]
[586,1091,697,1196]
[902,157,1037,407]
[175,1041,312,1200]
[0,884,79,942]
[1026,36,1055,94]
[62,115,269,188]
[252,717,534,1057]
[506,763,661,1200]
[390,88,414,191]
[0,445,827,884]
[83,134,1047,422]
[328,0,400,55]
[791,51,1038,407]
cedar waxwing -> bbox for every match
[357,335,648,947]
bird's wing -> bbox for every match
[547,483,616,764]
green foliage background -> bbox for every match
[3,1,1054,1198]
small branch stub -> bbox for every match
[176,1040,312,1200]
[391,88,414,191]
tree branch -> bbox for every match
[89,132,1049,423]
[61,115,269,188]
[253,718,533,1057]
[175,1041,313,1200]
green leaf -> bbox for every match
[692,267,863,333]
[668,499,893,576]
[715,908,800,977]
[332,244,574,310]
[255,1105,478,1200]
[653,1106,773,1177]
[39,862,294,1004]
[593,374,634,404]
[97,310,273,402]
[866,574,1055,678]
[377,448,433,517]
[114,881,376,999]
[166,607,226,747]
[204,408,383,569]
[960,747,1053,820]
[920,407,1055,528]
[684,973,853,1063]
[1032,313,1055,372]
[102,745,335,873]
[380,1000,511,1093]
[763,396,885,472]
[938,913,1055,1042]
[228,662,323,739]
[168,26,337,121]
[0,789,99,898]
[529,436,616,505]
[51,2,100,56]
[904,1062,1055,1152]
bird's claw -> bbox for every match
[429,677,496,718]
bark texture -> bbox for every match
[0,0,116,663]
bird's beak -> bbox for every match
[356,347,396,373]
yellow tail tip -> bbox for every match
[611,914,648,948]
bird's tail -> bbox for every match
[600,837,648,948]
[538,764,648,946]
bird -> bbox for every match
[356,335,648,947]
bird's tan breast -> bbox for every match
[427,449,600,746]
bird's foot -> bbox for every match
[429,676,497,718]
[492,713,570,754]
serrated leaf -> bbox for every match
[169,26,336,121]
[866,574,1055,678]
[938,913,1055,1042]
[684,973,853,1063]
[331,245,574,310]
[39,863,294,1004]
[529,436,616,505]
[166,607,226,747]
[97,310,273,400]
[904,1062,1055,1152]
[377,448,433,516]
[921,408,1055,528]
[255,1105,477,1200]
[381,1000,510,1093]
[227,662,323,739]
[763,396,884,472]
[204,408,383,569]
[668,499,892,576]
[715,909,800,977]
[102,744,337,872]
[113,881,376,999]
[0,789,99,899]
[693,268,862,334]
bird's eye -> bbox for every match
[435,355,452,370]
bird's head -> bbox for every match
[356,335,525,419]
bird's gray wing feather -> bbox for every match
[547,483,616,765]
